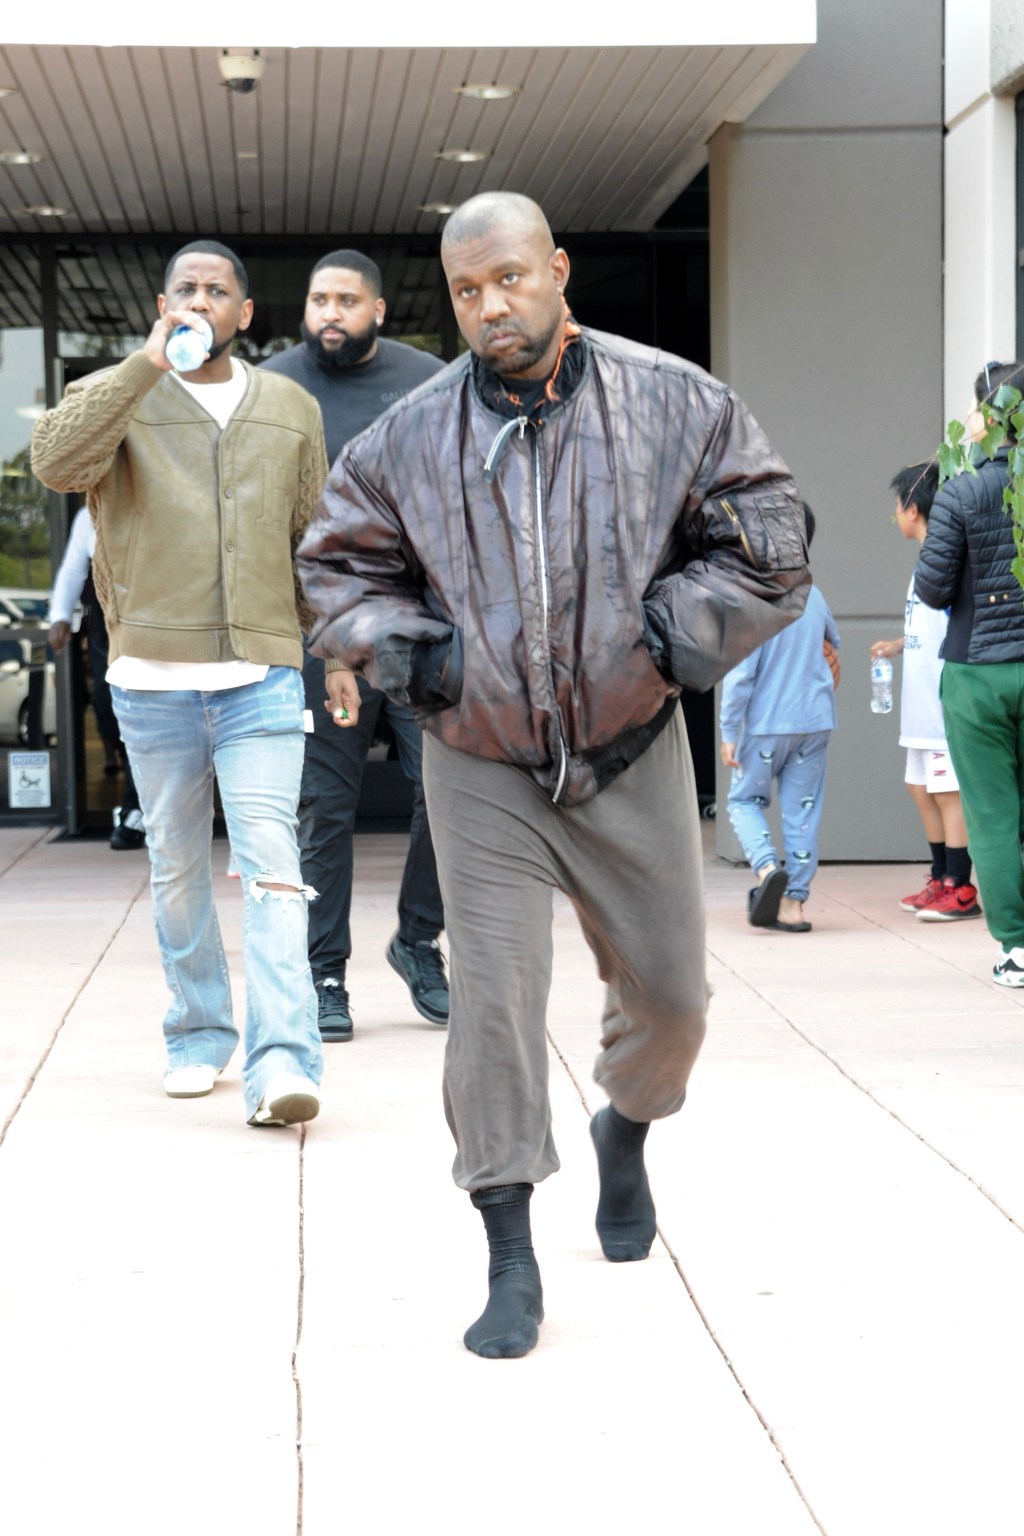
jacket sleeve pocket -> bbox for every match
[706,491,807,573]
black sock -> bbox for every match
[928,842,946,881]
[589,1104,657,1262]
[946,845,972,887]
[465,1184,543,1359]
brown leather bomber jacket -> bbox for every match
[298,327,809,806]
[32,351,327,669]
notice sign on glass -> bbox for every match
[7,752,51,809]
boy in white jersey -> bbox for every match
[871,463,980,921]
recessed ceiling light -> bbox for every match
[19,204,71,217]
[455,83,519,101]
[0,87,17,99]
[434,148,489,164]
[237,151,258,160]
[0,150,44,165]
[419,202,456,215]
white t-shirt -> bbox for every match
[900,572,948,749]
[107,360,269,692]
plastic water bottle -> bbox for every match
[165,318,212,373]
[870,655,893,714]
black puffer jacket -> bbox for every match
[915,448,1024,662]
[299,327,809,806]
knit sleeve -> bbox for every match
[291,416,330,633]
[31,352,163,493]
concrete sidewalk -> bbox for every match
[2,822,1023,1535]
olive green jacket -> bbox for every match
[32,351,328,669]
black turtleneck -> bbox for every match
[472,330,588,426]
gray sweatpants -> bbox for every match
[423,711,709,1191]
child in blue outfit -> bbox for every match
[719,505,839,933]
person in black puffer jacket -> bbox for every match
[914,359,1024,986]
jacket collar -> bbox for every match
[471,323,588,426]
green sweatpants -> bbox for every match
[940,660,1024,949]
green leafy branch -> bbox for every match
[938,386,1024,590]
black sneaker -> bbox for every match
[316,978,354,1042]
[110,808,146,851]
[386,933,449,1026]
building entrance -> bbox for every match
[1,205,713,830]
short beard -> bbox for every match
[301,319,378,369]
[482,312,563,380]
[206,333,235,364]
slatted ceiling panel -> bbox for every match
[560,51,717,229]
[372,50,449,232]
[0,54,73,226]
[209,56,245,231]
[558,49,713,225]
[489,48,601,211]
[94,52,161,231]
[281,49,319,233]
[54,50,132,228]
[112,53,174,231]
[135,55,196,232]
[306,56,348,232]
[322,52,359,230]
[349,51,411,231]
[357,51,422,229]
[611,47,777,229]
[519,50,644,224]
[203,61,245,233]
[0,40,799,252]
[253,52,290,234]
[29,50,108,229]
[555,51,718,228]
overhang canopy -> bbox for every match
[0,9,814,337]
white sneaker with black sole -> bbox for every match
[993,947,1024,987]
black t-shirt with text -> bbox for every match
[261,336,446,466]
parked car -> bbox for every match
[0,626,57,746]
[0,589,50,627]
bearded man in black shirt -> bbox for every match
[262,251,448,1041]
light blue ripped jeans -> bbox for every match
[111,667,322,1115]
[726,730,831,902]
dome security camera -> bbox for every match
[219,51,265,94]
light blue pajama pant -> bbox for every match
[726,730,831,902]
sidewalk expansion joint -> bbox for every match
[0,869,149,1150]
[664,1243,829,1535]
[293,1123,308,1536]
[547,1028,829,1534]
[708,941,1024,1240]
[0,825,51,880]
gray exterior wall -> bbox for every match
[710,0,945,863]
[993,0,1024,93]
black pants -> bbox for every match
[88,610,140,817]
[298,654,444,984]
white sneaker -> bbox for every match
[248,1073,321,1127]
[993,947,1024,987]
[164,1064,223,1098]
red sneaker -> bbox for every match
[899,876,944,912]
[917,878,982,922]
